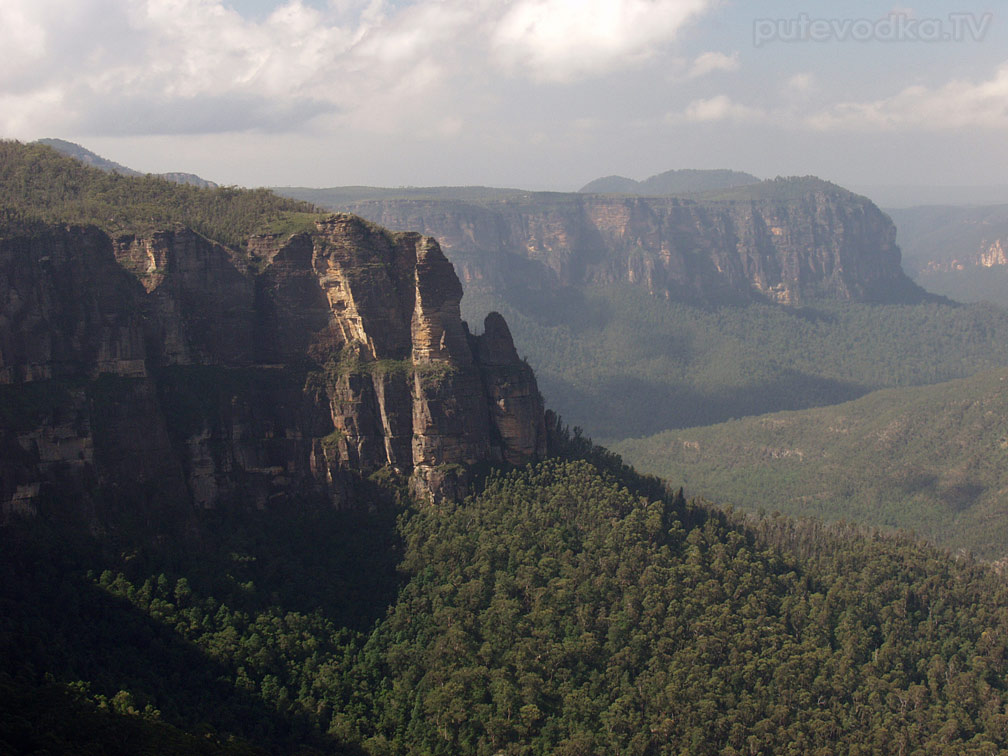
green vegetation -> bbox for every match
[6,448,1008,754]
[461,283,1008,440]
[1,490,403,754]
[0,140,321,250]
[305,345,457,395]
[0,675,262,756]
[613,367,1008,560]
[9,138,1008,753]
[276,185,528,207]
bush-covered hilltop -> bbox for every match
[5,447,1008,755]
[0,140,321,249]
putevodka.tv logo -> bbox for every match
[753,12,993,47]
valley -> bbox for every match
[613,367,1008,560]
[7,1,1008,751]
[5,142,1008,754]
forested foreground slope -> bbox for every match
[614,368,1008,560]
[6,446,1008,755]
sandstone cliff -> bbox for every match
[887,204,1008,277]
[334,178,925,306]
[0,215,546,519]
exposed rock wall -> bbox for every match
[343,188,925,305]
[0,214,547,519]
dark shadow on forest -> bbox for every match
[538,371,871,440]
[0,529,368,754]
[500,284,613,332]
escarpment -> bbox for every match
[0,214,546,519]
[336,180,927,306]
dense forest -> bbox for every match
[461,284,1008,440]
[0,140,321,251]
[5,434,1008,754]
[613,367,1008,560]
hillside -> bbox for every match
[613,367,1008,560]
[37,138,218,188]
[7,448,1008,754]
[0,140,318,251]
[578,168,760,195]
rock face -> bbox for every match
[885,204,1008,277]
[0,215,546,519]
[339,179,926,306]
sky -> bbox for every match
[2,0,1007,194]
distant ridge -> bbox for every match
[36,138,218,189]
[580,168,760,195]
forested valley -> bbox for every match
[461,284,1008,440]
[6,141,1008,754]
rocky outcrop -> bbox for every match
[475,312,547,465]
[921,238,1008,273]
[980,240,1008,268]
[885,204,1008,277]
[0,214,547,519]
[307,216,546,501]
[339,179,927,306]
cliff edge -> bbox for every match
[0,214,546,519]
[329,177,928,306]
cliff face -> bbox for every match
[913,237,1008,273]
[341,187,924,305]
[886,204,1008,277]
[0,215,546,519]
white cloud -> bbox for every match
[682,95,764,123]
[687,51,738,79]
[807,62,1008,131]
[0,0,718,138]
[784,72,815,94]
[491,0,715,81]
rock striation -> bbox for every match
[337,178,927,306]
[0,214,546,519]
